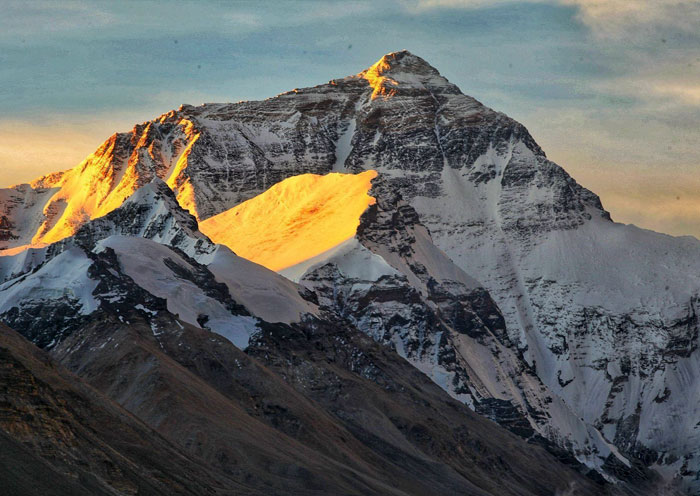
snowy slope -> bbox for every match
[285,190,629,475]
[280,237,400,283]
[205,244,317,325]
[0,181,319,350]
[0,234,262,350]
[71,179,318,325]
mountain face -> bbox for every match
[2,310,614,496]
[286,188,634,474]
[0,198,620,496]
[0,180,316,349]
[0,50,697,493]
[0,322,253,496]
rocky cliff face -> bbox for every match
[287,185,639,477]
[1,50,699,492]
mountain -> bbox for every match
[0,194,621,495]
[198,169,631,475]
[0,50,697,493]
[0,179,317,348]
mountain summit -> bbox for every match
[364,49,440,75]
[357,50,451,99]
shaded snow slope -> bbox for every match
[280,237,400,283]
[0,181,319,351]
[206,244,317,324]
[95,235,260,349]
[0,234,261,350]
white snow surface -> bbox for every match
[96,236,260,349]
[207,244,317,324]
[280,237,399,283]
[0,245,51,283]
[0,248,99,316]
[331,100,361,172]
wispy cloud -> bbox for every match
[650,82,700,106]
[562,0,700,39]
[406,0,526,8]
[0,0,379,43]
[590,50,700,109]
[596,76,700,109]
[408,0,700,39]
[1,1,116,36]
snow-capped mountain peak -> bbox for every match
[356,49,452,99]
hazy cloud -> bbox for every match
[409,0,700,39]
[562,0,700,39]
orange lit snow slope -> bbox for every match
[199,170,377,272]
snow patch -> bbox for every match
[280,237,400,283]
[0,248,99,316]
[95,236,260,349]
[206,244,317,324]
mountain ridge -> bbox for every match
[0,50,555,250]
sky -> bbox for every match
[1,0,699,238]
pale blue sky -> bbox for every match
[2,0,699,236]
